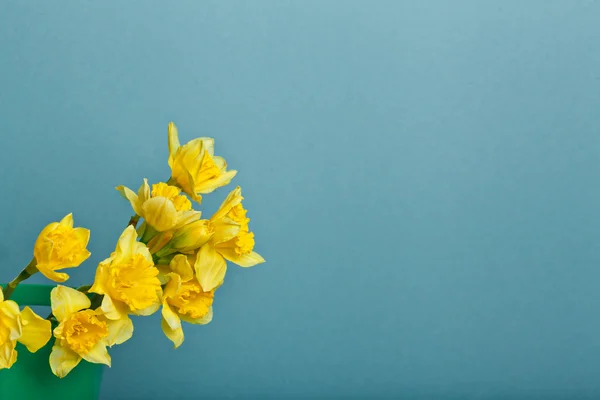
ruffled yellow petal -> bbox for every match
[195,244,227,291]
[18,307,51,353]
[0,300,23,341]
[180,306,213,325]
[51,286,91,322]
[218,249,265,268]
[50,343,82,378]
[161,303,184,348]
[0,341,17,369]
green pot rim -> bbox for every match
[1,283,54,306]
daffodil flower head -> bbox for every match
[90,226,162,320]
[167,122,237,202]
[49,286,133,378]
[192,186,265,292]
[0,288,52,370]
[116,179,201,233]
[161,255,214,348]
[33,213,91,282]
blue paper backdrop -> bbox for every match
[2,1,600,399]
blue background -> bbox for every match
[1,1,600,398]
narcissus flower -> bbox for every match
[90,226,162,320]
[0,288,51,370]
[33,214,91,282]
[49,286,133,378]
[167,122,237,202]
[195,186,265,291]
[117,179,200,232]
[161,255,214,348]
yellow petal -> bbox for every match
[180,306,213,325]
[116,185,143,215]
[211,186,243,222]
[100,295,128,321]
[161,304,184,348]
[0,340,17,369]
[173,210,203,230]
[168,122,181,166]
[59,213,74,228]
[142,197,178,232]
[163,273,182,299]
[135,302,161,317]
[195,170,237,195]
[18,307,51,353]
[195,245,227,291]
[0,286,3,302]
[36,263,70,283]
[115,225,138,258]
[50,343,82,378]
[81,342,111,366]
[212,155,227,170]
[139,178,151,203]
[89,260,110,295]
[211,218,241,244]
[33,222,59,263]
[51,286,91,321]
[219,249,265,268]
[169,255,195,282]
[105,316,133,346]
[0,300,22,341]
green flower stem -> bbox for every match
[2,258,38,300]
[128,215,140,228]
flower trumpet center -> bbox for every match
[196,152,221,182]
[151,182,192,212]
[168,281,214,319]
[44,226,86,265]
[234,231,255,255]
[62,310,108,354]
[108,254,161,312]
[227,204,249,229]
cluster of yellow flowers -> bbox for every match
[0,123,264,378]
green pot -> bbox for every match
[0,284,104,400]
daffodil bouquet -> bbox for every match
[0,123,264,379]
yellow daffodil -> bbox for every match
[90,226,162,320]
[161,255,214,348]
[49,286,133,378]
[167,122,237,202]
[116,179,200,232]
[0,287,51,369]
[33,213,91,282]
[195,186,265,291]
